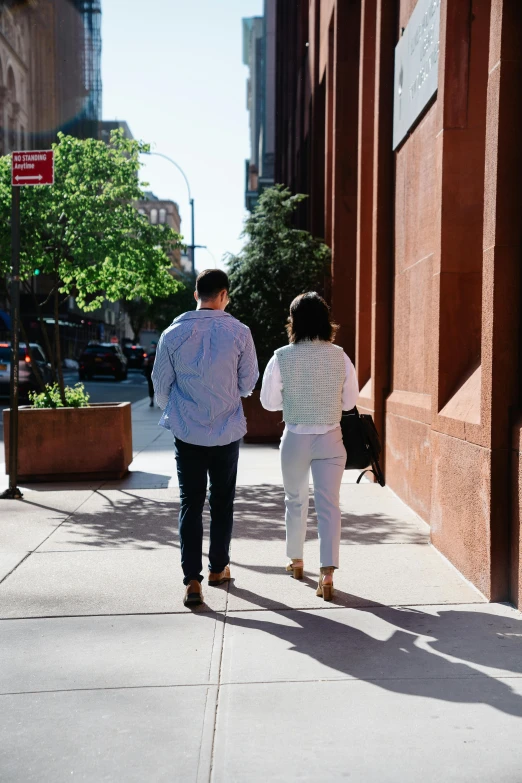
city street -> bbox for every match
[1,401,522,781]
[62,368,150,406]
[1,0,522,779]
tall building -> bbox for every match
[0,0,102,153]
[242,0,276,211]
[0,3,31,155]
[274,0,522,608]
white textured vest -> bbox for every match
[275,341,345,425]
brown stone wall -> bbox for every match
[275,0,522,606]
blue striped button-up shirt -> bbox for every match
[152,309,259,446]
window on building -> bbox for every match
[159,208,167,224]
[138,208,146,215]
[20,126,25,150]
[150,208,158,224]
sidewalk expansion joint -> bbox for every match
[0,599,492,622]
[0,682,219,697]
[205,575,231,783]
[0,552,31,587]
[3,673,522,699]
[30,490,98,556]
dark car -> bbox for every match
[79,343,128,381]
[0,342,53,399]
[122,343,147,369]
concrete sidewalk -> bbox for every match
[1,399,522,781]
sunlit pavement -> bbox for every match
[1,400,522,781]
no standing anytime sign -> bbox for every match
[11,149,54,186]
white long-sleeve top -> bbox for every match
[260,350,359,435]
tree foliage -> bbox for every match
[0,130,183,397]
[227,185,330,374]
[121,272,197,342]
[0,130,182,309]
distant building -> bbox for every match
[136,191,182,270]
[242,0,276,211]
[99,120,133,144]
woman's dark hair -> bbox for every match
[196,269,229,300]
[286,292,338,344]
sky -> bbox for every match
[101,0,263,271]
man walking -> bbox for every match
[152,269,258,606]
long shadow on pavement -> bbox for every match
[214,583,522,719]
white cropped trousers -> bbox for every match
[280,427,346,568]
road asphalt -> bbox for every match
[0,398,522,781]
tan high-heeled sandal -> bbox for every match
[285,559,304,579]
[316,566,335,601]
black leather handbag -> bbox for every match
[340,407,385,486]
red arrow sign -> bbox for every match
[11,150,54,186]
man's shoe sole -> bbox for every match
[184,592,203,606]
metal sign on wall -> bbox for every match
[393,0,441,150]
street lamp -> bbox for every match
[141,151,196,273]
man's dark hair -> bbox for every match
[195,269,230,300]
[286,292,338,343]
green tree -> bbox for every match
[0,130,182,400]
[121,272,196,342]
[227,185,330,376]
[146,272,197,334]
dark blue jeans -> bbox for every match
[174,437,240,585]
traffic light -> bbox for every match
[34,269,40,276]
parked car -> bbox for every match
[122,343,147,369]
[0,342,53,399]
[78,343,128,381]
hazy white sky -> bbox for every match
[101,0,263,271]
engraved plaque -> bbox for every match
[393,0,441,150]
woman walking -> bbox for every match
[260,292,359,600]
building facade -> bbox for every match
[0,3,30,155]
[136,191,182,271]
[274,0,522,607]
[0,0,102,153]
[242,0,276,210]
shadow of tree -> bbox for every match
[20,484,423,549]
[15,480,522,719]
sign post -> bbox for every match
[1,150,54,500]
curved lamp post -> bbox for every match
[141,151,197,273]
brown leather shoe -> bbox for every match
[208,565,231,585]
[184,580,203,606]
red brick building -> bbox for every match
[274,0,522,606]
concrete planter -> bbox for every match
[3,402,132,482]
[243,390,283,444]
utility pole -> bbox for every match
[190,197,195,273]
[142,151,197,274]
